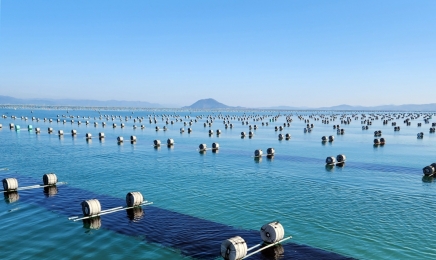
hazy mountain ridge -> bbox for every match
[2,95,436,111]
[316,104,436,111]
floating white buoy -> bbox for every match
[117,136,124,143]
[180,128,184,133]
[374,138,380,145]
[167,138,174,146]
[188,128,192,133]
[285,133,291,140]
[81,199,102,216]
[326,156,336,165]
[199,143,207,151]
[328,135,334,142]
[241,132,246,137]
[209,129,213,135]
[249,131,254,137]
[43,173,58,185]
[212,142,219,150]
[9,123,14,129]
[336,154,346,163]
[86,133,92,139]
[35,127,41,133]
[71,129,77,136]
[131,135,137,142]
[126,191,144,207]
[380,138,386,144]
[254,149,263,157]
[155,126,159,131]
[2,178,18,191]
[154,139,161,146]
[216,129,221,135]
[260,221,285,243]
[220,236,248,260]
[267,148,275,156]
[58,130,64,135]
[113,123,117,128]
[278,134,283,140]
[99,132,105,139]
[423,165,435,176]
[321,136,327,142]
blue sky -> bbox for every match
[0,0,435,108]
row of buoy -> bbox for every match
[373,138,386,145]
[325,154,346,166]
[254,148,275,157]
[278,133,291,140]
[241,132,254,138]
[68,191,153,222]
[2,173,60,192]
[153,139,175,147]
[2,174,65,202]
[321,135,334,142]
[198,143,219,152]
[220,221,292,260]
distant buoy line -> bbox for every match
[4,111,436,179]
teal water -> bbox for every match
[1,109,436,259]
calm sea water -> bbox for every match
[1,108,436,260]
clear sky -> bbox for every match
[0,0,435,108]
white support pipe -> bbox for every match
[72,202,153,222]
[1,182,67,193]
[242,236,292,259]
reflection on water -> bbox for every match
[260,244,284,259]
[254,157,262,163]
[325,165,335,172]
[4,191,19,203]
[336,162,345,168]
[126,207,144,222]
[422,176,434,183]
[83,216,102,230]
[43,186,58,197]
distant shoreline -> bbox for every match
[1,104,436,112]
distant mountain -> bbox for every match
[260,104,436,111]
[183,98,231,109]
[317,104,436,111]
[0,95,163,108]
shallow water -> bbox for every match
[1,109,436,259]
